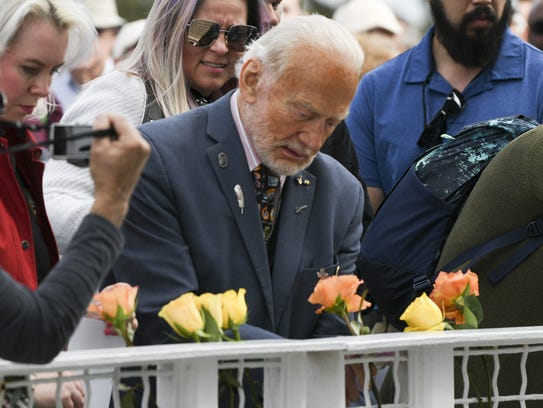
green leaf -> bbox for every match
[456,306,478,329]
[454,295,465,312]
[461,282,472,297]
[464,295,483,324]
[201,308,223,342]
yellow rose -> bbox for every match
[400,293,445,332]
[221,288,248,329]
[159,292,205,338]
[196,292,223,329]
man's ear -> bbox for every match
[238,58,262,103]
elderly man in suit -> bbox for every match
[109,14,365,345]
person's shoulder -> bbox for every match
[139,94,233,139]
[80,70,144,96]
[310,153,362,191]
[359,45,417,91]
[62,71,146,125]
[138,107,209,151]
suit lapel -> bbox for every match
[205,94,275,323]
[271,170,316,327]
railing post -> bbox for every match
[306,350,345,408]
[264,353,308,408]
[157,357,218,408]
[408,344,454,407]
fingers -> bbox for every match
[61,381,85,408]
[33,379,85,408]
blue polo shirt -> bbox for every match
[346,28,543,194]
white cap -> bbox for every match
[81,0,126,29]
[333,0,403,35]
[112,19,146,60]
[383,0,431,31]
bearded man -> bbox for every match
[346,0,543,212]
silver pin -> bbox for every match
[234,184,244,214]
[296,176,303,185]
[295,204,308,214]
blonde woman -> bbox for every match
[44,0,260,252]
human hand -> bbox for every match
[33,371,85,408]
[89,113,150,228]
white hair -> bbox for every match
[237,14,364,81]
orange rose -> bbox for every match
[308,274,370,314]
[87,282,138,320]
[430,269,479,322]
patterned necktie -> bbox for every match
[252,164,280,244]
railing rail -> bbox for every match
[3,325,543,407]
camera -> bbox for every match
[50,123,93,166]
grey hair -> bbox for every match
[236,14,364,82]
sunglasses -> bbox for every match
[417,89,465,149]
[187,19,258,52]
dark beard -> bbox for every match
[430,0,513,68]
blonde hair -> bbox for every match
[0,0,96,117]
[0,0,95,68]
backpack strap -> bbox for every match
[412,276,433,295]
[441,215,543,284]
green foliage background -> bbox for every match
[116,0,153,22]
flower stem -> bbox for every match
[341,312,357,336]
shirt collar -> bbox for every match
[230,89,260,172]
[229,90,286,187]
[404,27,525,85]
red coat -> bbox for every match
[0,127,59,289]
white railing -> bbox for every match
[2,325,543,407]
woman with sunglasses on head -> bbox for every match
[44,0,260,252]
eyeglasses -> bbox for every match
[417,89,465,149]
[186,19,258,52]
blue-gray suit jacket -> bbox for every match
[111,92,365,345]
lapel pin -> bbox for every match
[296,175,311,186]
[295,204,308,214]
[234,184,245,215]
[218,152,228,168]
